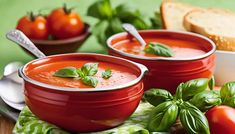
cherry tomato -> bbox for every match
[47,5,85,39]
[205,105,235,134]
[16,13,49,40]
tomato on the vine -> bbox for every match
[16,12,49,40]
[206,105,235,134]
[47,4,85,39]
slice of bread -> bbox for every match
[184,9,235,51]
[160,1,197,31]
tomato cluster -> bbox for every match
[16,5,84,40]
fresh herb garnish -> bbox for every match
[81,63,98,76]
[54,63,113,87]
[102,69,112,79]
[144,42,174,57]
[53,63,100,87]
[53,67,79,78]
[82,76,98,87]
[145,78,235,133]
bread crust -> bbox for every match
[160,0,196,30]
[183,9,235,51]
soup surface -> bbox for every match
[113,38,207,58]
[26,60,137,88]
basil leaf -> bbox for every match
[115,4,149,30]
[220,82,235,107]
[102,69,112,79]
[144,88,173,106]
[81,63,99,76]
[148,101,178,132]
[175,83,184,100]
[53,67,78,78]
[76,68,85,78]
[105,17,124,38]
[189,90,222,112]
[91,20,109,46]
[208,76,215,90]
[87,0,113,19]
[179,102,210,134]
[150,11,162,29]
[144,42,174,57]
[82,76,98,87]
[181,78,209,101]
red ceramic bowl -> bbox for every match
[19,53,148,132]
[107,30,216,93]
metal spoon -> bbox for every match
[6,29,46,58]
[122,23,146,49]
[0,61,24,110]
[1,29,47,110]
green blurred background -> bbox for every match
[0,0,235,78]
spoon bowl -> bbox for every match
[0,61,24,105]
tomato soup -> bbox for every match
[113,38,207,58]
[26,60,137,88]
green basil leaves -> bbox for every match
[82,76,98,87]
[87,0,160,46]
[81,63,99,76]
[189,90,222,112]
[102,69,112,79]
[148,101,178,132]
[144,88,173,106]
[181,78,209,101]
[220,82,235,107]
[179,102,210,134]
[87,0,113,20]
[53,63,112,87]
[53,67,79,78]
[144,42,174,57]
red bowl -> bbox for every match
[107,30,216,93]
[19,53,148,132]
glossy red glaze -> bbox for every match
[20,54,147,132]
[107,30,216,93]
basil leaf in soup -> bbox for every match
[102,69,112,79]
[76,68,85,78]
[144,42,174,57]
[81,63,99,76]
[53,67,78,78]
[82,76,98,87]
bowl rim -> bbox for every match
[216,50,235,54]
[31,23,90,45]
[107,30,216,61]
[19,53,148,92]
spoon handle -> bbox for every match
[6,29,46,58]
[122,23,146,47]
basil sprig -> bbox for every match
[102,69,112,79]
[220,82,235,107]
[144,88,173,106]
[147,101,178,132]
[145,78,211,133]
[180,78,209,101]
[144,42,174,57]
[145,78,235,133]
[189,90,222,112]
[53,63,107,87]
[179,102,210,134]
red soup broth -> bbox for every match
[26,60,137,89]
[113,38,207,58]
